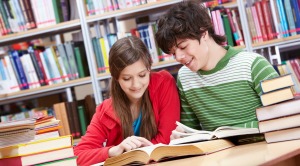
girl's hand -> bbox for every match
[108,136,153,157]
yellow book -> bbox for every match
[99,38,109,73]
[49,46,65,81]
[103,139,234,166]
[0,135,72,159]
[260,74,294,93]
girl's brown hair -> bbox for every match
[109,36,157,140]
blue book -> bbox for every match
[284,0,297,36]
[276,0,290,37]
[290,0,300,34]
[10,51,29,89]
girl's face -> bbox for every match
[118,59,150,103]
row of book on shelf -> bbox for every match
[0,16,178,95]
[0,0,75,36]
[207,4,245,46]
[245,0,300,44]
[0,117,76,165]
[0,41,89,95]
[85,0,158,16]
[85,0,236,17]
[273,58,300,94]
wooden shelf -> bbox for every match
[0,77,92,102]
[0,20,81,46]
[86,0,181,23]
[252,35,300,50]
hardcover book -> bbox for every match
[0,135,72,159]
[170,122,259,145]
[260,87,294,106]
[258,113,300,133]
[264,127,300,143]
[260,74,294,93]
[104,139,234,166]
[0,147,74,165]
[256,99,300,121]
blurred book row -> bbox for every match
[0,41,89,95]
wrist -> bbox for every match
[108,145,123,157]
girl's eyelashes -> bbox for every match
[122,77,131,81]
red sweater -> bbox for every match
[74,71,180,166]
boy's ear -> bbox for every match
[202,30,209,40]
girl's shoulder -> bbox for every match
[95,98,116,120]
[150,70,173,81]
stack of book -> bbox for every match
[34,116,61,141]
[256,74,300,143]
[0,118,77,165]
[0,119,36,148]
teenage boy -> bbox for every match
[155,0,278,139]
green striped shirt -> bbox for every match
[178,46,278,131]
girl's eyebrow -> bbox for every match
[120,69,148,76]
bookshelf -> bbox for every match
[0,0,300,118]
[0,20,81,46]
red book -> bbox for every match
[0,147,74,166]
[261,0,275,40]
[254,1,268,41]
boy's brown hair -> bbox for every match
[155,0,226,54]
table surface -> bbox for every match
[151,139,300,166]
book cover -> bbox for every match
[264,127,300,143]
[260,74,294,93]
[256,99,300,121]
[260,87,294,106]
[0,135,72,159]
[259,113,300,133]
[0,147,74,165]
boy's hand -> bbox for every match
[170,125,185,140]
[108,136,153,157]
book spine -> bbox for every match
[254,1,268,41]
[28,47,46,86]
[283,0,297,36]
[290,0,300,34]
[10,51,29,89]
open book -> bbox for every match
[170,121,259,145]
[102,139,234,166]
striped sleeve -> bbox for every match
[251,56,279,95]
[177,77,202,130]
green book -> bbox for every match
[35,156,77,166]
[222,14,234,46]
[52,0,63,23]
[77,105,87,135]
[74,47,85,78]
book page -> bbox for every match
[213,127,259,138]
[176,121,212,134]
[169,134,213,145]
[123,143,165,156]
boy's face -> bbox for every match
[170,35,209,72]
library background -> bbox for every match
[1,0,300,165]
